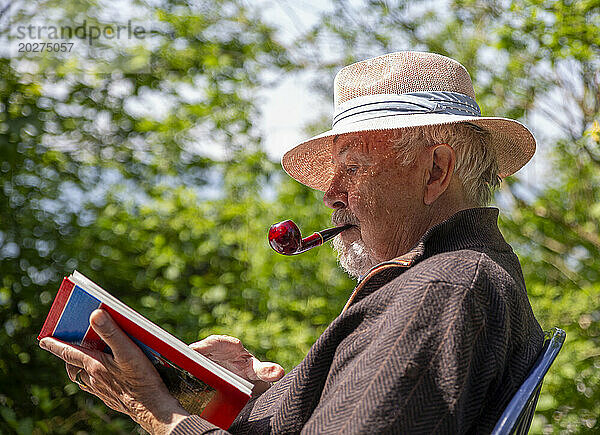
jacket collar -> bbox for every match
[342,207,509,312]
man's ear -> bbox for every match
[424,144,455,205]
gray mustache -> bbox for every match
[332,209,360,227]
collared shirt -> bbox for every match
[172,207,544,434]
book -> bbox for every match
[38,271,253,430]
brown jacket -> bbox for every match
[172,207,544,434]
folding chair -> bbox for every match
[491,328,566,435]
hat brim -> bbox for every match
[281,114,536,191]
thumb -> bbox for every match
[253,360,285,383]
[90,309,137,363]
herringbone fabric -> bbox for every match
[171,207,544,435]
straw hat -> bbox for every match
[282,51,536,191]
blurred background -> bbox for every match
[0,0,599,433]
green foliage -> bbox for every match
[1,0,341,433]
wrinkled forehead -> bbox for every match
[331,130,400,161]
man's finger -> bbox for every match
[65,362,90,388]
[253,360,285,382]
[39,337,93,368]
[190,335,243,356]
[190,336,284,383]
[89,309,139,363]
[65,363,80,382]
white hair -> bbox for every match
[331,237,378,280]
[390,123,501,206]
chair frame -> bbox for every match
[491,328,566,435]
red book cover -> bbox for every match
[38,271,253,429]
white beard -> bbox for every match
[332,234,378,280]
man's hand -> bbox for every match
[39,309,189,435]
[190,335,284,395]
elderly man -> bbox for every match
[40,51,544,434]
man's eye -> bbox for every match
[346,165,359,175]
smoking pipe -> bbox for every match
[268,220,354,255]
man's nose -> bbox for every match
[323,174,348,209]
